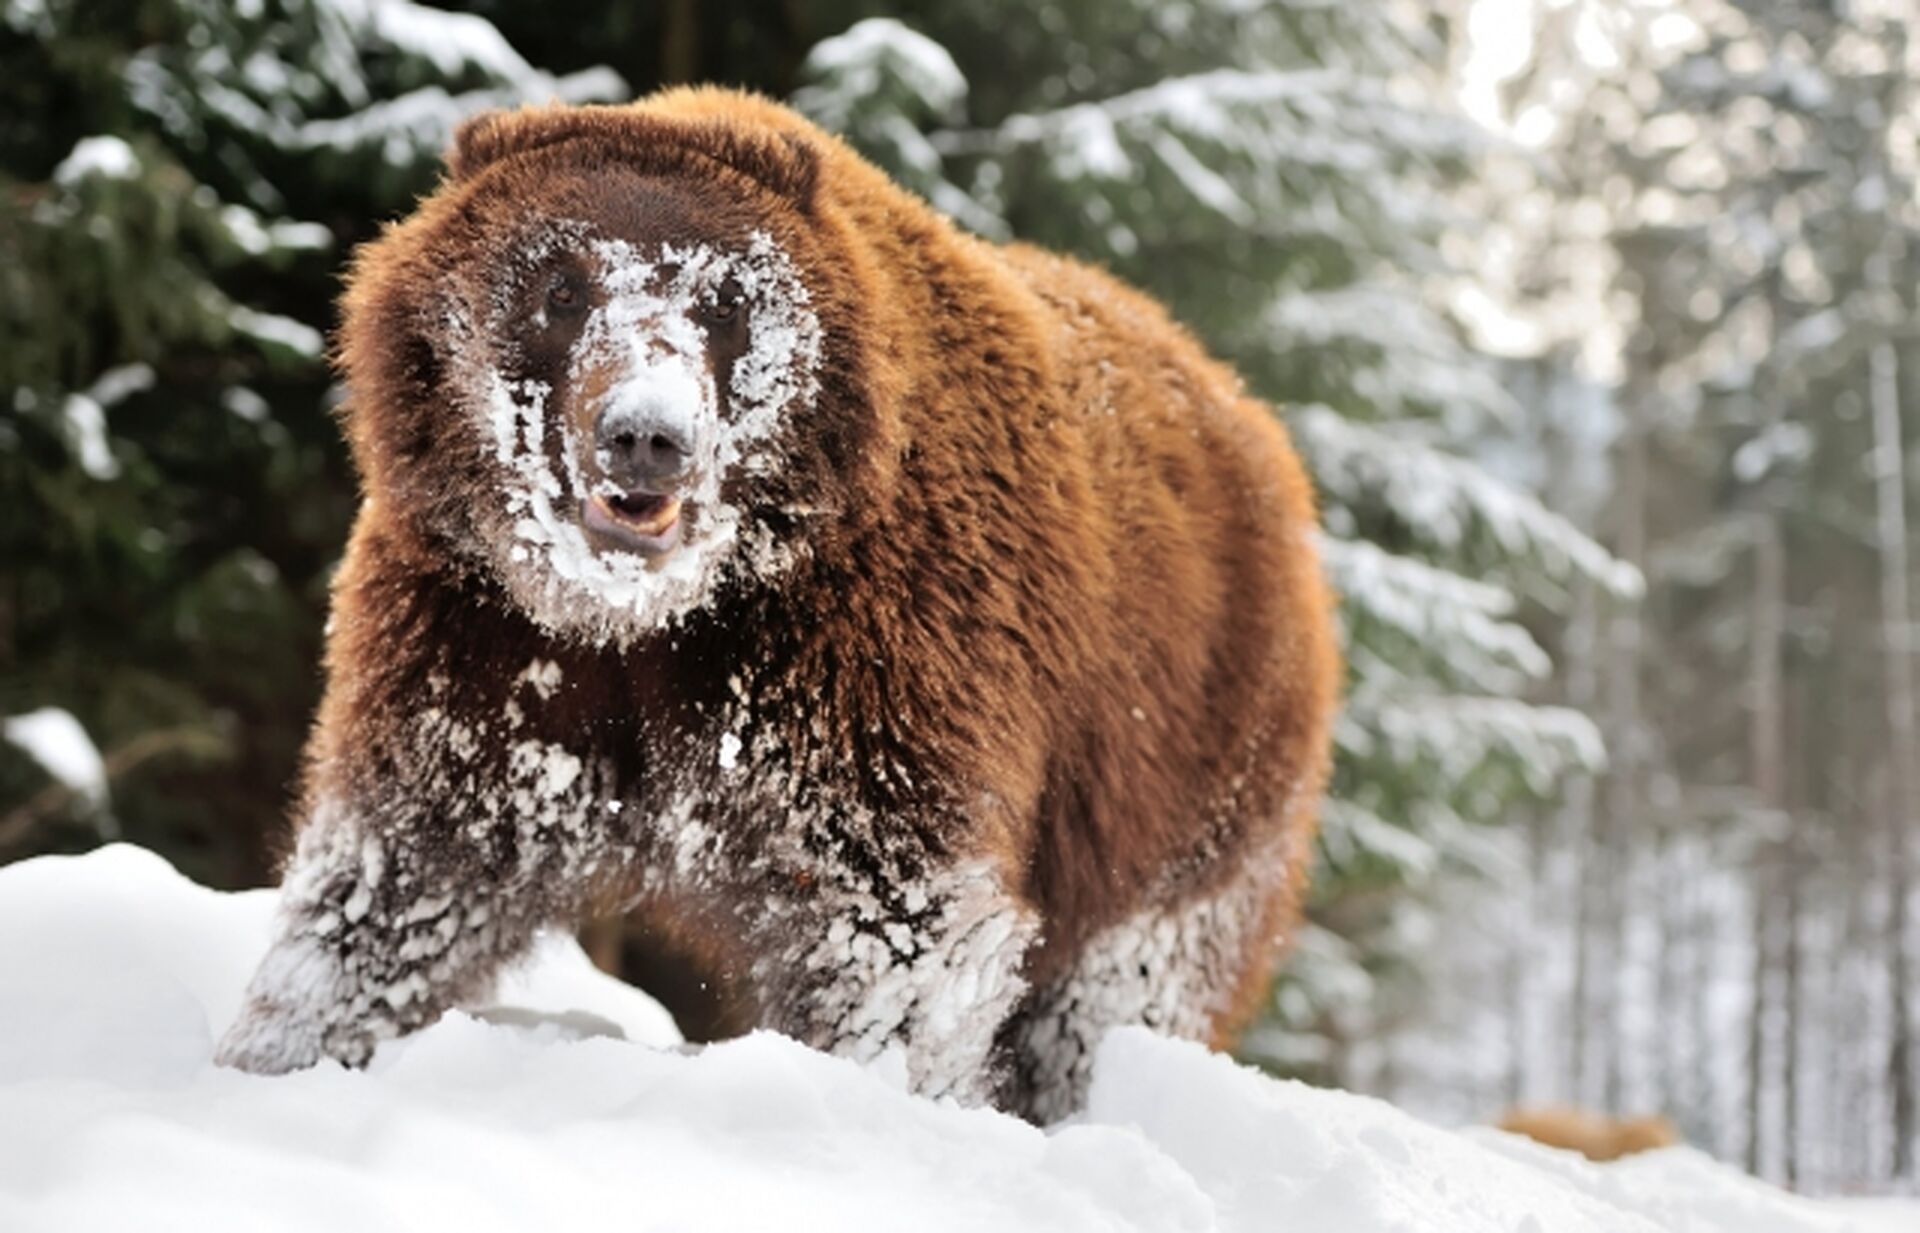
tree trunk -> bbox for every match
[1566,573,1601,1107]
[660,0,699,84]
[1746,507,1786,1179]
[1604,397,1649,1114]
[1783,819,1802,1189]
[1871,330,1916,1182]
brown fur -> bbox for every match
[215,87,1340,1119]
[1498,1107,1682,1162]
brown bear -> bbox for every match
[214,86,1339,1122]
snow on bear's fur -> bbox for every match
[214,86,1340,1121]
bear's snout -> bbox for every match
[578,354,709,555]
[596,406,694,489]
[584,345,711,494]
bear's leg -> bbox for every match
[215,800,542,1073]
[1010,869,1287,1123]
[216,733,621,1074]
[753,856,1037,1106]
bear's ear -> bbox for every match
[448,105,819,214]
[448,106,582,180]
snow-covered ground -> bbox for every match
[0,845,1910,1233]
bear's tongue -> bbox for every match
[602,491,681,537]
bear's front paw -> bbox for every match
[212,1000,328,1075]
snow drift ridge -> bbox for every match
[0,846,1908,1232]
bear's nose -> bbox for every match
[596,409,693,488]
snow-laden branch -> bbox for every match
[1267,284,1521,429]
[46,364,153,482]
[121,1,629,173]
[1293,405,1643,598]
[1270,283,1464,359]
[1319,535,1550,693]
[792,19,1003,238]
[2,709,110,822]
[1318,796,1440,879]
[933,67,1485,176]
[1338,692,1608,793]
[794,17,967,133]
[291,70,626,165]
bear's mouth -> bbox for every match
[582,490,684,557]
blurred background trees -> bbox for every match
[2,0,1914,1193]
[1413,0,1920,1189]
[0,0,621,886]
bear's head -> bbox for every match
[339,92,882,645]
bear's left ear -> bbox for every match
[449,105,819,215]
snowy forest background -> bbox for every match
[2,0,1915,1196]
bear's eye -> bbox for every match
[546,272,586,316]
[703,278,745,325]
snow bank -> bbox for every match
[0,846,1909,1233]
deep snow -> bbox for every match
[0,845,1911,1232]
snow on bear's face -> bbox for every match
[444,185,825,645]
